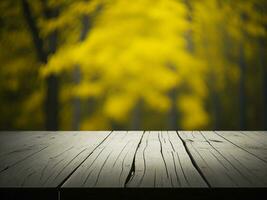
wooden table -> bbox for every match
[0,131,267,199]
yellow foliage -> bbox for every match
[178,95,209,129]
[15,90,44,128]
[1,0,266,130]
[104,93,136,122]
[80,113,111,130]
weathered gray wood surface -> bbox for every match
[215,131,267,162]
[0,131,266,188]
[63,131,143,187]
[178,131,267,187]
[0,131,111,187]
[126,131,207,187]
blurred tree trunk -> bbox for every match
[72,67,81,130]
[168,88,178,129]
[21,0,46,63]
[210,83,221,130]
[239,43,246,130]
[259,38,267,130]
[41,0,59,131]
[238,12,248,130]
[167,0,193,130]
[72,15,90,130]
[21,0,59,130]
[131,100,142,130]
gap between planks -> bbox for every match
[3,131,265,188]
[0,131,212,188]
[0,131,112,187]
[178,131,267,187]
[59,131,208,188]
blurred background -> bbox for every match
[0,0,266,131]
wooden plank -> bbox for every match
[126,131,207,187]
[240,131,267,146]
[215,131,267,163]
[178,131,267,187]
[0,131,62,172]
[1,131,267,189]
[0,131,55,153]
[0,131,111,187]
[0,131,95,173]
[62,131,143,187]
[0,131,80,156]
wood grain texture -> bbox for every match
[62,131,143,187]
[241,131,267,145]
[0,131,110,187]
[126,131,207,187]
[215,131,267,162]
[0,131,60,172]
[178,131,267,187]
[1,131,267,188]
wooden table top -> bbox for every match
[0,131,267,188]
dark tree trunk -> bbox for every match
[211,87,221,130]
[80,15,90,40]
[21,0,59,130]
[206,70,221,130]
[239,44,246,130]
[21,0,47,63]
[45,75,59,130]
[131,100,141,130]
[168,88,178,130]
[42,0,59,131]
[166,0,193,130]
[72,15,91,130]
[259,39,267,130]
[72,66,81,130]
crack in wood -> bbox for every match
[54,148,88,183]
[176,131,211,188]
[56,131,113,189]
[49,146,74,159]
[207,148,239,186]
[82,146,107,186]
[112,141,131,168]
[138,132,149,187]
[158,132,169,179]
[43,158,65,185]
[93,150,114,186]
[21,171,36,187]
[214,131,267,164]
[200,131,252,186]
[0,145,49,173]
[171,151,181,186]
[119,145,132,184]
[1,131,267,188]
[176,151,190,186]
[124,131,145,187]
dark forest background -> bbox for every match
[0,0,266,130]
